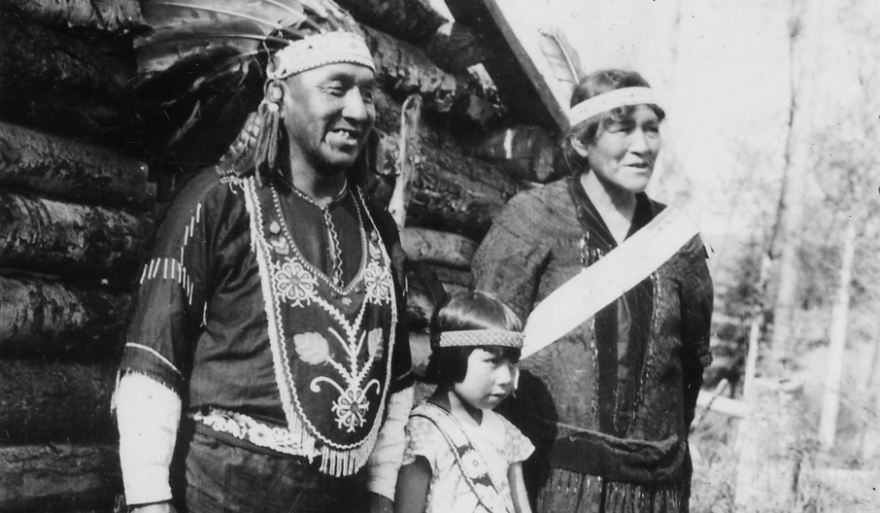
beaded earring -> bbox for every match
[253,77,285,187]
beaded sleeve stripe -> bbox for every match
[433,330,524,349]
[138,201,203,306]
[124,343,183,376]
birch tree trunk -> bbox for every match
[769,0,824,371]
[819,218,857,450]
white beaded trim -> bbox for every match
[435,330,524,349]
[569,87,660,128]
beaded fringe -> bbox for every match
[238,176,387,478]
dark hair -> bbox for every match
[424,291,522,385]
[561,69,665,174]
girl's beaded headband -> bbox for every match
[434,330,524,349]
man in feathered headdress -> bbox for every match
[115,3,414,512]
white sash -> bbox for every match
[522,206,699,359]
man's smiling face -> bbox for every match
[282,62,376,175]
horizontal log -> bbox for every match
[0,273,130,356]
[431,265,473,289]
[401,227,477,269]
[0,121,154,208]
[696,390,746,418]
[421,22,494,72]
[364,25,506,124]
[0,359,116,442]
[406,273,440,331]
[405,153,518,239]
[406,264,469,330]
[336,0,446,43]
[0,191,150,281]
[470,125,561,183]
[0,16,135,101]
[4,0,145,32]
[373,128,522,239]
[0,77,137,146]
[0,443,119,512]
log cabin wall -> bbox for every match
[0,0,561,510]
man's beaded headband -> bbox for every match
[568,87,661,128]
[434,330,524,349]
[268,31,375,80]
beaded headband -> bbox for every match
[267,31,375,80]
[433,330,524,349]
[568,87,661,128]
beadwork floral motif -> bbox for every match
[331,385,374,432]
[273,257,318,306]
[363,260,392,303]
[311,376,381,433]
[294,332,331,365]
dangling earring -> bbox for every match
[253,78,284,187]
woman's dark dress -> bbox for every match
[473,175,713,513]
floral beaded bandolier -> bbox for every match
[412,404,513,513]
[238,175,398,477]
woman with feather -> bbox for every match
[473,68,713,513]
[114,1,413,512]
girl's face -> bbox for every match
[453,348,516,411]
[581,104,662,194]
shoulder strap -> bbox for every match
[522,206,699,358]
[413,404,513,513]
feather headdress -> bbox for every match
[134,0,365,170]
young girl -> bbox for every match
[395,291,533,513]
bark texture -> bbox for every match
[373,128,521,238]
[335,0,446,43]
[4,0,145,31]
[0,273,130,356]
[0,15,135,102]
[364,25,506,124]
[0,360,117,442]
[0,443,119,512]
[0,17,138,146]
[421,22,494,72]
[0,121,153,208]
[400,227,477,269]
[471,125,560,183]
[0,191,150,280]
[429,264,472,289]
[0,77,136,146]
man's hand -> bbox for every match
[368,492,393,513]
[129,502,177,513]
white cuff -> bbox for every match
[116,373,182,505]
[367,386,414,500]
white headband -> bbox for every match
[568,87,660,128]
[433,330,524,349]
[268,31,375,80]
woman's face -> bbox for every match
[582,104,661,194]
